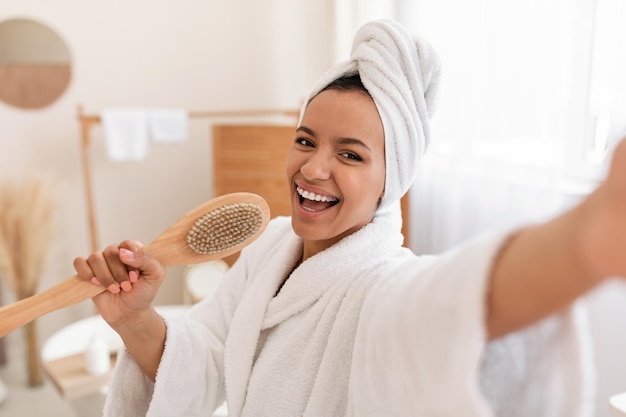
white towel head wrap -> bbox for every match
[299,19,441,209]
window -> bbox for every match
[394,0,625,183]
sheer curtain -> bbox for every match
[393,0,617,254]
[331,0,620,253]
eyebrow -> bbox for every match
[296,126,372,152]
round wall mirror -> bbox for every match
[0,18,72,109]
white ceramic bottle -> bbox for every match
[85,331,111,375]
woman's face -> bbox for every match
[286,88,386,258]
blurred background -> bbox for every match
[0,0,624,415]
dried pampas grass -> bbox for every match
[0,175,56,386]
[0,176,56,300]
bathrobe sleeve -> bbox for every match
[102,252,252,417]
[347,230,594,417]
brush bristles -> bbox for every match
[186,202,264,255]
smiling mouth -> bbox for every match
[296,186,339,212]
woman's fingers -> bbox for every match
[73,240,166,297]
[86,245,124,293]
[117,240,144,268]
[118,240,166,286]
[73,242,145,294]
[73,256,95,282]
[103,245,133,292]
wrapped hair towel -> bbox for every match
[300,19,441,209]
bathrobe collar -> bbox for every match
[225,202,405,416]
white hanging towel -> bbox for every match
[101,108,150,161]
[148,108,188,143]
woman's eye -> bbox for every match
[295,137,314,147]
[341,151,363,162]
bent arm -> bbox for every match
[74,240,168,382]
[111,308,166,381]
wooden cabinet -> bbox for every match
[213,124,294,219]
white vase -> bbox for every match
[84,332,111,376]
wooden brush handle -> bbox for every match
[0,192,270,337]
[0,276,104,336]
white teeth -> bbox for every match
[296,187,338,203]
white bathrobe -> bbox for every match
[103,208,594,417]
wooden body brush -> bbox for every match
[0,192,270,337]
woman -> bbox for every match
[75,19,624,416]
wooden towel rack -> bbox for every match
[76,105,300,253]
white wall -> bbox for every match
[0,0,334,360]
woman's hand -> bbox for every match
[74,239,168,381]
[579,137,626,281]
[73,239,166,327]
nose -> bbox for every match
[300,149,332,181]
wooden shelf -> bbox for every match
[42,352,117,399]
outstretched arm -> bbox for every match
[487,137,626,340]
